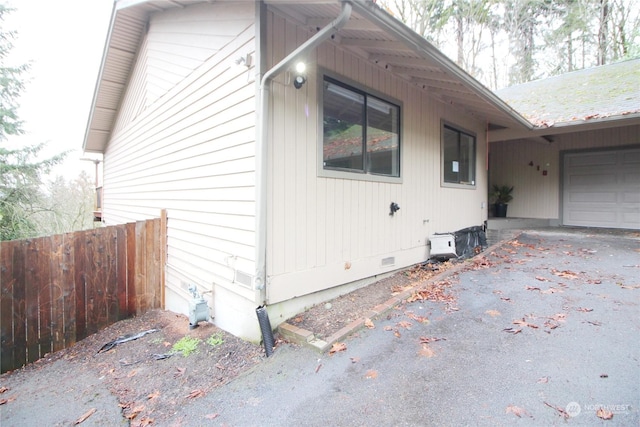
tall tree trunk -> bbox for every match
[598,0,609,65]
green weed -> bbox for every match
[206,332,224,347]
[171,336,201,357]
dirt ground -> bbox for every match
[1,255,464,425]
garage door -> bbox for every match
[563,148,640,229]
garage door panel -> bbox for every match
[567,153,617,167]
[569,173,616,186]
[563,148,640,229]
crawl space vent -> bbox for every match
[381,256,395,267]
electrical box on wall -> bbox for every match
[429,234,457,258]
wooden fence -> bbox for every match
[0,213,166,373]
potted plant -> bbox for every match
[491,185,513,217]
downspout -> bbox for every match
[254,1,352,303]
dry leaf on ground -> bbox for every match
[506,405,532,418]
[365,369,378,379]
[187,389,205,399]
[486,309,501,317]
[544,401,570,419]
[329,342,347,354]
[418,344,435,357]
[364,318,375,329]
[596,408,614,420]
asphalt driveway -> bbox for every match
[2,228,638,426]
[179,228,639,426]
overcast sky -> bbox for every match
[5,0,114,183]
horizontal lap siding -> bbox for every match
[266,12,487,303]
[490,125,640,219]
[103,3,257,310]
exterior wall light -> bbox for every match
[293,61,307,89]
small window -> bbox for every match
[442,124,475,186]
[323,77,400,177]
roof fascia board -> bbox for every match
[349,0,533,131]
[489,114,640,142]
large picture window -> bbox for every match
[322,77,400,177]
[442,124,476,186]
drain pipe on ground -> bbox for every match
[254,2,352,356]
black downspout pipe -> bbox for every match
[256,305,275,357]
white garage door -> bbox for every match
[563,148,640,229]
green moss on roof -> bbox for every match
[496,58,640,126]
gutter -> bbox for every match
[254,1,352,303]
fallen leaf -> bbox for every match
[205,413,220,420]
[397,321,413,329]
[405,312,430,324]
[500,297,512,302]
[549,313,567,322]
[419,336,445,344]
[74,408,97,424]
[147,391,160,400]
[551,269,579,279]
[513,318,538,329]
[596,408,614,420]
[187,389,205,399]
[503,328,522,334]
[383,325,393,331]
[364,318,375,329]
[394,330,402,338]
[315,363,322,373]
[485,309,501,317]
[418,344,435,357]
[125,405,145,420]
[127,369,138,378]
[576,307,593,312]
[537,376,549,383]
[506,405,532,418]
[329,342,347,354]
[0,387,7,394]
[544,401,569,419]
[541,287,562,294]
[526,286,541,291]
[174,367,186,377]
[132,417,154,427]
[365,369,378,379]
[585,320,602,326]
[535,276,551,282]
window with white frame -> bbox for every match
[322,76,400,177]
[442,123,476,186]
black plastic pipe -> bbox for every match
[256,305,275,357]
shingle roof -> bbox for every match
[496,58,640,127]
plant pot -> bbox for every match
[494,203,508,218]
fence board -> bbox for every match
[11,242,27,369]
[0,241,15,372]
[50,234,65,352]
[0,214,166,373]
[62,232,76,349]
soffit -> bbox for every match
[83,0,532,153]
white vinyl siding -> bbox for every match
[265,11,489,303]
[102,3,257,317]
[489,125,640,223]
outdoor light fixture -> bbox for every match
[234,53,252,68]
[293,61,307,89]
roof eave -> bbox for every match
[488,112,640,142]
[349,0,533,132]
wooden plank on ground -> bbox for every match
[1,241,16,373]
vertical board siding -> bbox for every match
[265,11,488,302]
[102,3,257,315]
[0,217,165,373]
[490,125,640,219]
